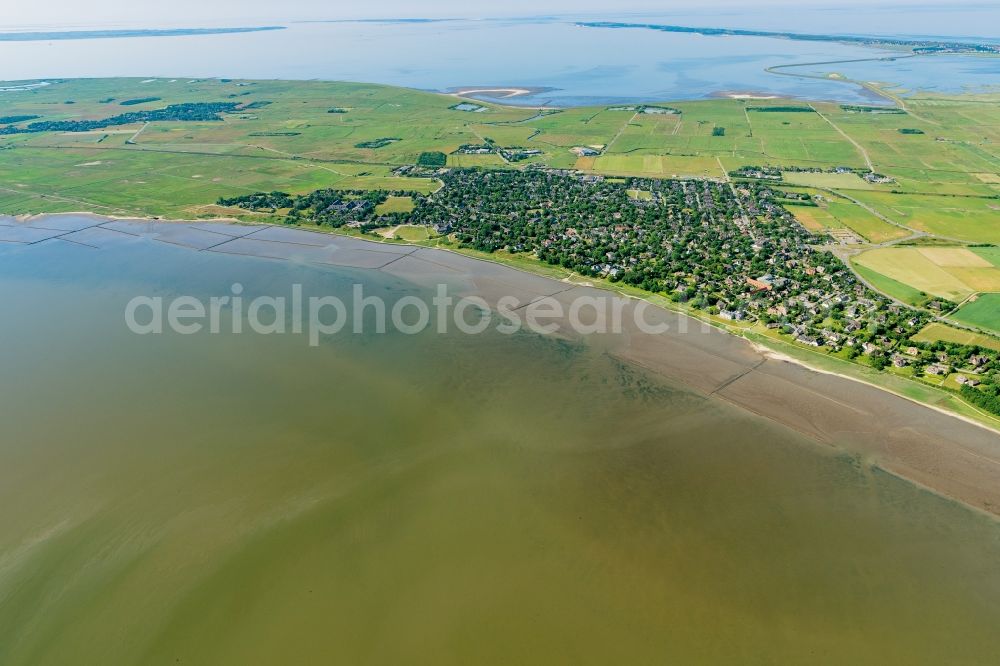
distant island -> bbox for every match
[577,21,1000,54]
[0,26,285,42]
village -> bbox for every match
[221,167,1000,414]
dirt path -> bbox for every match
[810,105,874,171]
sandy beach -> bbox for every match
[5,213,1000,517]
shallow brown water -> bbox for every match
[2,225,1000,665]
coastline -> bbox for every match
[13,209,1000,436]
[5,212,1000,518]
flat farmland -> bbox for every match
[782,171,874,189]
[447,153,507,167]
[788,192,906,243]
[847,191,1000,244]
[853,247,1000,301]
[912,322,1000,352]
[790,205,839,233]
[745,108,866,167]
[822,97,1000,190]
[591,154,725,178]
[0,146,438,218]
[823,199,908,242]
[973,246,1000,266]
[852,262,928,305]
[952,293,1000,334]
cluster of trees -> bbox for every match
[218,191,294,211]
[417,152,447,167]
[0,114,39,125]
[962,384,1000,415]
[119,97,162,106]
[219,188,425,230]
[0,102,241,135]
[840,105,906,114]
[354,137,400,149]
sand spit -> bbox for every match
[6,214,1000,517]
[447,85,556,100]
[713,91,782,100]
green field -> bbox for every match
[847,192,1000,244]
[626,189,653,201]
[823,199,908,242]
[951,293,1000,334]
[374,195,415,215]
[973,246,1000,267]
[392,224,433,241]
[782,171,874,189]
[592,154,724,178]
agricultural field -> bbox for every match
[853,247,1000,302]
[951,293,1000,335]
[446,153,508,168]
[785,190,906,243]
[912,322,1000,352]
[847,191,1000,244]
[781,171,874,189]
[972,245,1000,266]
[851,262,929,306]
[823,198,908,243]
[789,205,839,233]
[592,154,725,179]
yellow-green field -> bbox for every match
[853,247,1000,301]
[912,322,1000,352]
[374,195,415,215]
[446,153,508,168]
[591,154,725,178]
[790,205,835,233]
[782,171,874,189]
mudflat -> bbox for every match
[8,213,1000,517]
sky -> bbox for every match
[0,0,980,30]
